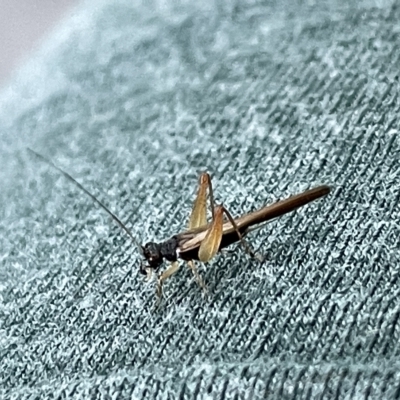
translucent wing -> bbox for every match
[198,206,224,262]
[188,172,213,229]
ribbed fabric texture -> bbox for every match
[1,0,399,398]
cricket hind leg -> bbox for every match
[220,206,263,261]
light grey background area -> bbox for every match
[1,0,400,398]
[0,0,78,87]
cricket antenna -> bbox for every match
[27,148,143,254]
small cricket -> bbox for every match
[28,148,331,304]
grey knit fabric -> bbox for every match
[1,0,400,398]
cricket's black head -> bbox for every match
[140,242,163,275]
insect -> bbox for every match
[28,148,331,304]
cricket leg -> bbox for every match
[221,206,263,261]
[155,261,180,306]
[188,172,215,229]
[187,260,208,298]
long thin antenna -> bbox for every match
[27,148,142,250]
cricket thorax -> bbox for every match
[142,237,179,270]
[159,236,179,262]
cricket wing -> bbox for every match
[178,220,237,253]
[232,185,331,229]
[198,205,224,262]
[179,185,331,254]
[188,173,210,229]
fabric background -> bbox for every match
[1,0,400,398]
